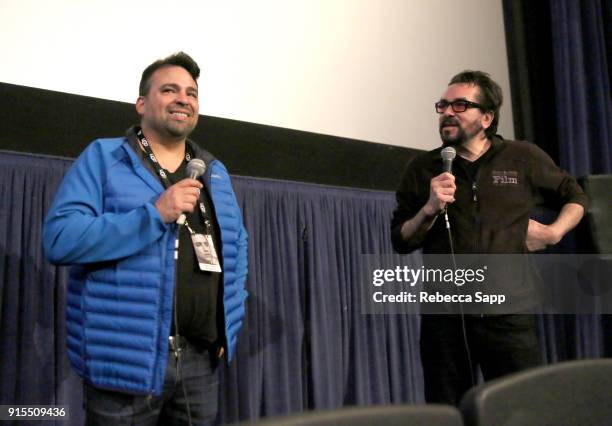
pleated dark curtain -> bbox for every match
[218,176,425,423]
[550,0,612,176]
[504,0,612,176]
[0,154,82,424]
[0,150,607,425]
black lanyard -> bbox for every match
[135,127,213,234]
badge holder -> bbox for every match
[190,232,222,273]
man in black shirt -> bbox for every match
[391,70,587,405]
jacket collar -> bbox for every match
[123,125,217,182]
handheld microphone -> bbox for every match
[439,146,473,387]
[186,158,206,179]
[177,159,206,225]
[441,146,456,174]
[440,146,456,230]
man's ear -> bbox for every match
[481,111,494,130]
[135,96,145,115]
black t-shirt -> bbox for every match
[455,155,480,183]
[167,160,221,345]
[454,144,496,183]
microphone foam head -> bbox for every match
[186,158,206,178]
[441,146,456,161]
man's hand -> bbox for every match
[155,179,203,223]
[424,172,456,216]
[525,203,585,251]
[525,219,560,251]
[399,172,456,245]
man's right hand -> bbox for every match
[423,172,456,216]
[155,179,203,223]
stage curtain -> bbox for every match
[550,0,612,176]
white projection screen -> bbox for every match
[0,0,514,151]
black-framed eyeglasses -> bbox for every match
[435,99,484,114]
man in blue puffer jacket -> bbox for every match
[43,52,248,425]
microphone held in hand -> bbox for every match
[441,146,456,174]
[186,158,206,179]
[177,159,206,225]
[440,146,456,224]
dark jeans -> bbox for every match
[420,314,542,406]
[84,341,218,426]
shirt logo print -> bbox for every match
[492,170,519,185]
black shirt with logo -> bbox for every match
[391,136,588,255]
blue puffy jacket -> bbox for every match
[43,136,248,395]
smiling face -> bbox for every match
[438,83,492,146]
[136,65,199,143]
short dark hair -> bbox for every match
[449,70,503,137]
[139,52,200,96]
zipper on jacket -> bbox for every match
[206,160,229,359]
[151,230,171,394]
[471,178,480,253]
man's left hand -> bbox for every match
[525,219,560,251]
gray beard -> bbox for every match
[440,122,483,146]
